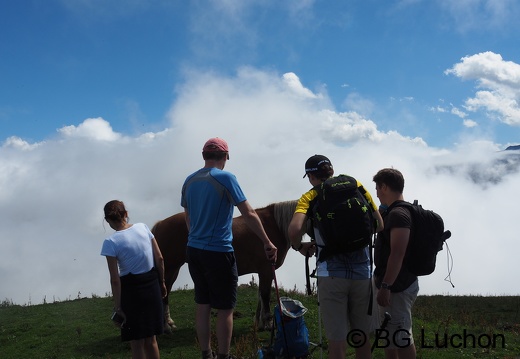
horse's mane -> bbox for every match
[272,200,298,244]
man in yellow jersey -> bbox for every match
[288,155,383,359]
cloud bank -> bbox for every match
[446,51,520,126]
[1,66,518,305]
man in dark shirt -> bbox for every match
[373,168,418,359]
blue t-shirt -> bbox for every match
[181,167,246,252]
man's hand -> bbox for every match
[264,242,277,262]
[298,242,316,257]
[377,288,391,307]
[160,282,168,298]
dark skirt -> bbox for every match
[120,268,164,342]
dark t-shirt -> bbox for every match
[374,203,417,292]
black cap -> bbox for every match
[303,155,332,178]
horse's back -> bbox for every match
[153,202,291,276]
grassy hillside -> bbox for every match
[1,284,519,358]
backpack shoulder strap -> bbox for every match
[387,200,412,212]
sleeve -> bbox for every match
[180,182,187,208]
[223,172,247,205]
[143,223,154,240]
[100,238,116,257]
[387,206,412,230]
[356,180,378,212]
[295,188,318,215]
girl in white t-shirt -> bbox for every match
[101,200,167,358]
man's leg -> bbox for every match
[196,303,213,352]
[383,348,398,359]
[318,277,349,359]
[216,308,234,356]
[354,341,371,359]
[327,339,346,359]
[384,344,416,359]
[347,279,373,359]
[379,280,419,359]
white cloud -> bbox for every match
[0,68,518,305]
[446,52,520,89]
[282,72,321,99]
[465,91,520,125]
[438,0,520,32]
[389,96,415,102]
[429,106,447,113]
[446,51,520,126]
[57,117,122,141]
[342,92,375,116]
[2,136,41,150]
[463,119,478,128]
[450,107,467,119]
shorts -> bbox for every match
[377,279,419,348]
[318,276,373,341]
[187,246,238,309]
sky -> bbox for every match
[1,0,519,305]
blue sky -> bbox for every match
[1,1,520,304]
[2,0,519,148]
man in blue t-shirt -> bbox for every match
[181,137,277,359]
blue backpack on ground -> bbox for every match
[261,297,309,359]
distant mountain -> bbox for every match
[435,144,520,187]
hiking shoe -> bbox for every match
[201,350,217,359]
[217,354,236,359]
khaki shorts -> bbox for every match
[377,279,419,348]
[318,276,373,341]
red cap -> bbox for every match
[202,137,229,152]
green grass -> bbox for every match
[1,285,519,358]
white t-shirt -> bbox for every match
[100,223,155,276]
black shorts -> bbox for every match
[186,246,238,309]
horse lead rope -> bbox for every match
[271,262,290,357]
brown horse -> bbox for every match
[152,200,308,331]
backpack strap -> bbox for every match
[386,199,410,212]
[367,233,374,316]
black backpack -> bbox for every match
[389,200,452,276]
[312,175,375,261]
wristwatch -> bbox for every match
[381,282,392,290]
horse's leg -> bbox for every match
[163,267,180,333]
[256,266,274,331]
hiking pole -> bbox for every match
[315,280,324,359]
[371,312,391,353]
[306,276,324,359]
[305,251,312,296]
[271,262,290,358]
[305,251,324,359]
